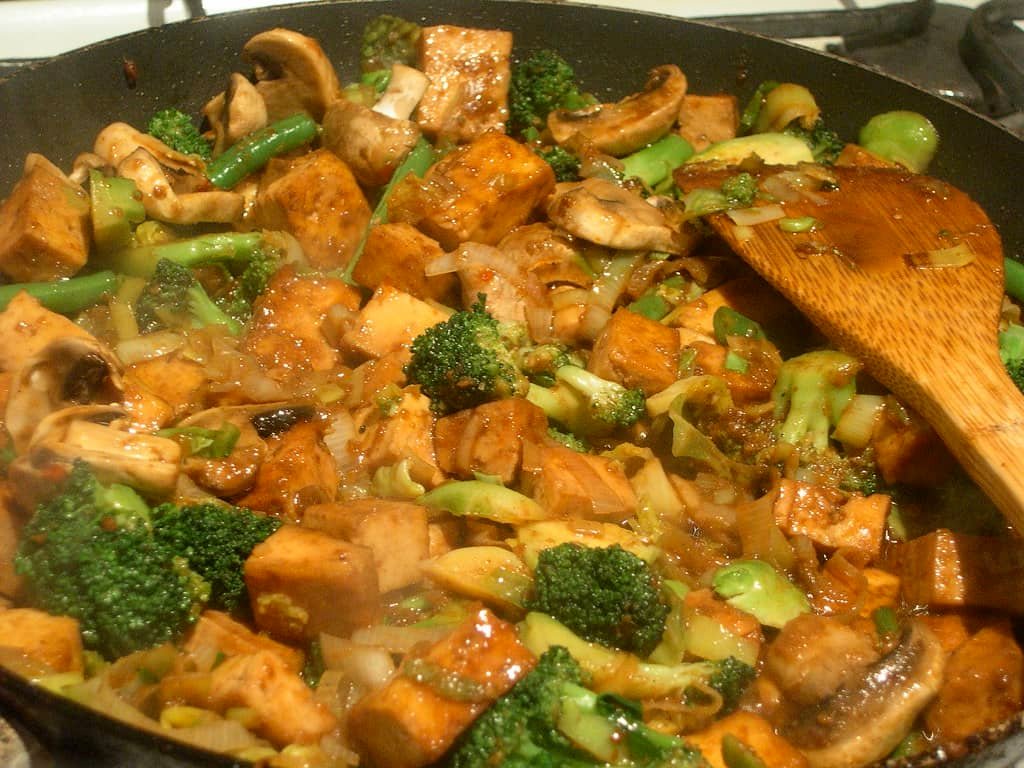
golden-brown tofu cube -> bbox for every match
[207,650,337,747]
[355,387,443,485]
[859,567,901,617]
[773,479,890,562]
[689,339,779,405]
[521,442,638,523]
[341,284,449,360]
[303,499,430,593]
[667,275,801,342]
[243,265,360,383]
[434,398,549,484]
[344,350,409,409]
[588,308,680,396]
[253,148,372,270]
[872,405,956,487]
[687,711,809,768]
[389,133,555,250]
[676,93,740,153]
[184,610,304,674]
[355,222,458,304]
[122,354,208,430]
[0,154,90,282]
[349,606,535,768]
[0,292,95,374]
[896,529,1024,614]
[925,623,1024,744]
[0,608,83,674]
[415,25,513,142]
[244,524,379,642]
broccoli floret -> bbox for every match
[147,108,212,160]
[217,245,279,324]
[451,646,708,768]
[360,14,421,73]
[785,119,844,165]
[772,350,861,453]
[527,544,669,657]
[1000,322,1024,392]
[150,503,281,613]
[547,426,590,453]
[406,296,528,414]
[527,365,646,437]
[509,50,591,137]
[721,172,757,207]
[711,560,810,629]
[519,343,585,387]
[134,258,241,335]
[15,463,209,659]
[536,145,582,182]
[629,275,698,322]
[620,134,694,192]
[706,657,757,713]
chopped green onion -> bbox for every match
[713,306,766,342]
[724,350,749,374]
[872,605,900,636]
[722,733,769,768]
[779,216,818,233]
[1006,257,1024,304]
[156,423,241,458]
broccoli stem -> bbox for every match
[342,136,435,285]
[1005,257,1024,305]
[620,134,694,190]
[0,270,118,314]
[206,113,319,190]
[186,283,242,335]
[110,232,264,277]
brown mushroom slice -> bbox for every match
[173,404,275,498]
[547,178,687,254]
[203,73,269,157]
[11,405,181,502]
[321,99,422,188]
[372,64,430,121]
[117,148,244,224]
[780,620,946,768]
[5,336,124,453]
[548,65,687,156]
[93,122,205,176]
[242,28,341,122]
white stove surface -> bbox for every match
[0,0,992,61]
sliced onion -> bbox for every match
[832,393,885,449]
[905,243,975,269]
[114,330,184,365]
[319,633,396,690]
[324,411,358,472]
[726,204,786,227]
[349,623,453,654]
[424,252,461,276]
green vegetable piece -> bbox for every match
[417,480,547,525]
[89,170,145,252]
[526,543,669,657]
[1000,322,1024,393]
[620,134,694,191]
[508,49,592,137]
[707,657,757,713]
[134,258,241,335]
[722,734,768,768]
[858,110,938,173]
[784,119,845,165]
[1005,257,1024,305]
[526,365,645,437]
[721,172,757,207]
[629,292,672,320]
[713,307,765,344]
[206,113,319,190]
[778,216,818,233]
[688,133,813,167]
[147,108,212,159]
[724,350,749,374]
[536,145,581,182]
[738,80,781,134]
[156,423,241,459]
[711,559,810,629]
[110,231,265,278]
[872,605,900,636]
[0,271,118,314]
[772,349,860,452]
[360,14,421,73]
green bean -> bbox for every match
[109,232,264,278]
[0,270,118,314]
[1005,257,1024,304]
[206,113,319,190]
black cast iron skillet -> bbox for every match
[1,1,1024,766]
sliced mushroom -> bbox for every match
[548,65,688,156]
[321,99,422,187]
[547,178,688,253]
[202,73,269,157]
[780,619,946,768]
[242,28,341,122]
[68,152,107,186]
[372,64,430,121]
[9,405,181,508]
[5,336,124,453]
[94,122,205,177]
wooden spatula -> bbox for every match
[677,163,1024,531]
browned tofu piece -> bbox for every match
[350,606,535,768]
[355,222,459,304]
[0,608,83,674]
[0,154,90,282]
[245,524,379,642]
[896,529,1024,613]
[415,25,513,142]
[925,624,1024,744]
[207,650,337,747]
[773,479,890,562]
[253,148,372,270]
[341,284,449,360]
[0,484,23,598]
[0,292,94,374]
[355,387,443,485]
[667,275,803,343]
[676,93,740,153]
[689,339,779,405]
[859,567,900,617]
[872,405,956,487]
[918,613,972,655]
[687,711,809,768]
[521,442,637,522]
[434,398,549,484]
[121,354,208,430]
[303,499,430,593]
[588,308,680,396]
[243,265,360,382]
[344,350,409,409]
[184,610,304,673]
[234,420,337,523]
[389,133,555,250]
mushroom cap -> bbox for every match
[242,28,341,123]
[548,65,688,157]
[203,73,269,157]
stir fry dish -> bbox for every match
[2,13,1024,768]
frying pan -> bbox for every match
[1,1,1023,766]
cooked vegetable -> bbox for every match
[360,14,421,73]
[134,258,241,335]
[772,350,860,452]
[526,365,645,436]
[508,49,591,136]
[711,560,810,629]
[858,110,939,173]
[0,270,118,313]
[206,113,318,189]
[147,108,212,159]
[620,133,694,191]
